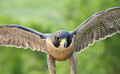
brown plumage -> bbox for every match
[74,7,120,52]
[0,7,120,74]
[0,27,46,51]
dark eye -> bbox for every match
[67,36,69,40]
[56,37,61,41]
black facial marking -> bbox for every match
[51,36,60,47]
[66,34,72,47]
[51,30,72,48]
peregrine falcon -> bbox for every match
[0,7,120,74]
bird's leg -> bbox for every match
[69,51,77,74]
[47,54,56,74]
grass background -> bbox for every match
[0,0,120,74]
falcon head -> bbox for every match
[51,30,73,48]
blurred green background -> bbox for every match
[0,0,120,74]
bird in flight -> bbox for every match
[0,7,120,74]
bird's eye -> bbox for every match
[56,37,61,41]
[67,38,68,41]
[67,37,69,40]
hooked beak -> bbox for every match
[60,39,67,48]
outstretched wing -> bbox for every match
[71,7,120,52]
[0,25,48,52]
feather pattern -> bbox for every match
[0,25,47,52]
[72,7,120,52]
